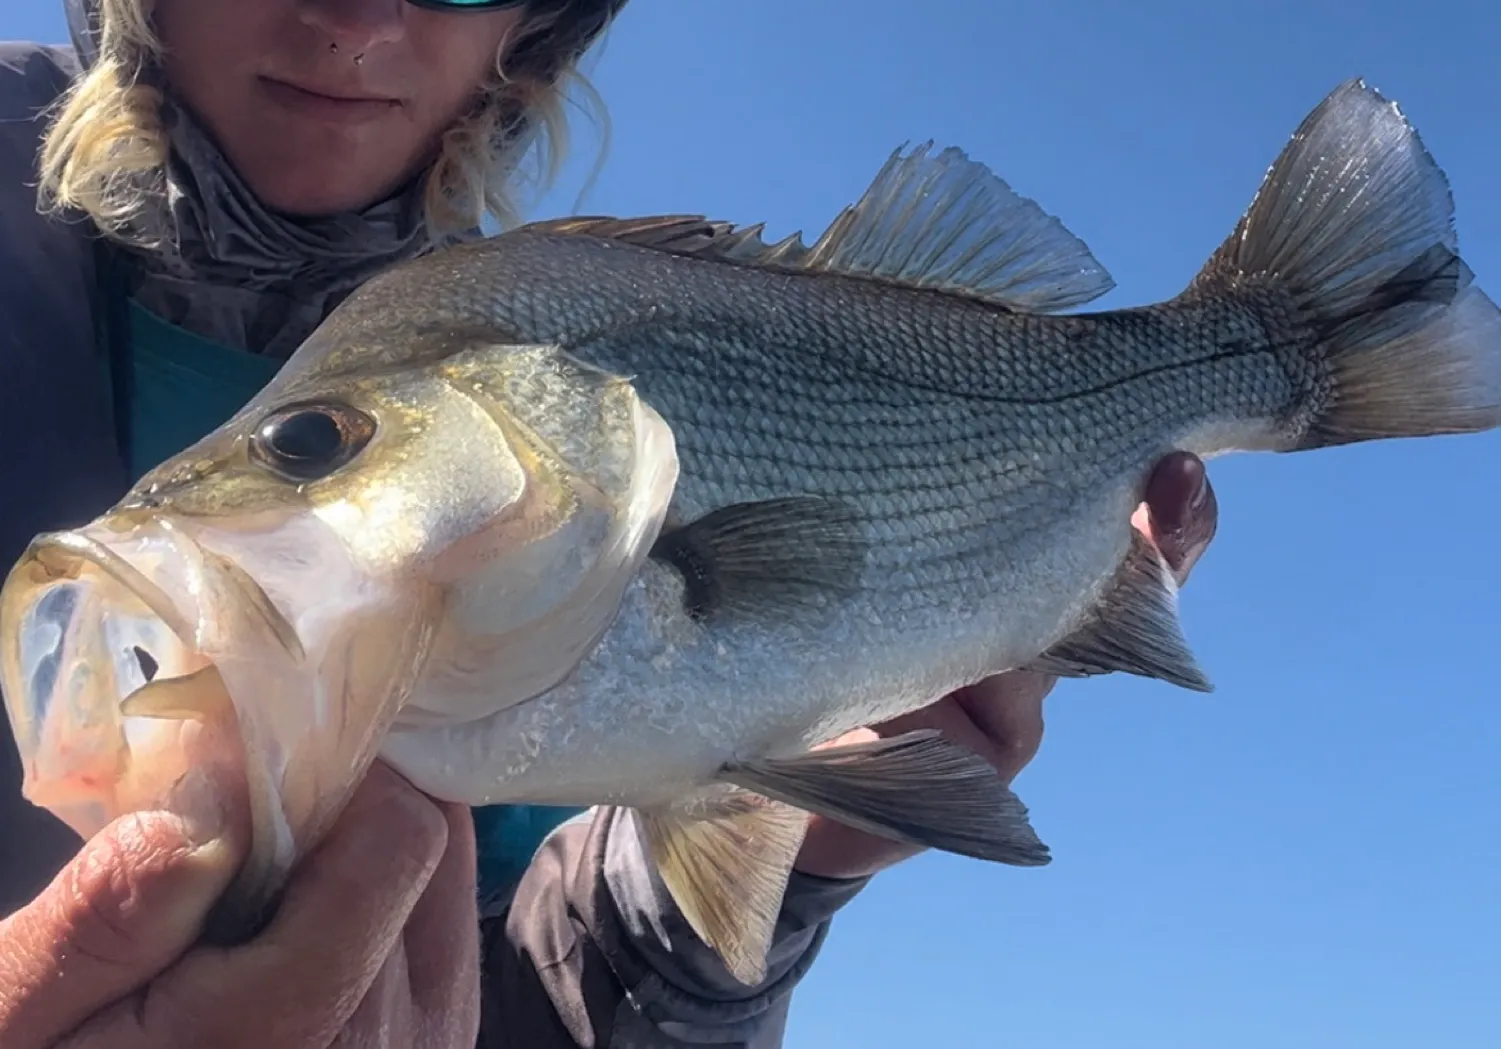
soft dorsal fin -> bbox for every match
[519,143,1116,314]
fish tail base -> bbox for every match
[1194,78,1501,449]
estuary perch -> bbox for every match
[3,78,1499,984]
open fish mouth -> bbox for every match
[1,519,312,937]
[1,512,433,938]
[1,525,232,836]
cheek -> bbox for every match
[154,0,272,111]
[409,9,522,129]
[316,394,532,575]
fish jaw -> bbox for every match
[0,526,239,841]
[0,509,438,939]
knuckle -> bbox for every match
[58,817,193,970]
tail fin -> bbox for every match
[1193,78,1501,448]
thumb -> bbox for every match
[0,805,241,1049]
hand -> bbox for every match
[0,761,480,1049]
[795,451,1220,879]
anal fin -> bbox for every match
[1025,531,1212,692]
[637,795,809,986]
[722,730,1051,867]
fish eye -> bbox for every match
[249,402,376,482]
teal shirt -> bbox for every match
[122,299,583,902]
[124,300,283,480]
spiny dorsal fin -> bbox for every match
[521,215,745,256]
[1024,531,1213,692]
[519,143,1115,314]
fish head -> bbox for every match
[0,336,679,937]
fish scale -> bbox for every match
[4,79,1498,990]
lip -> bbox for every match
[258,76,401,124]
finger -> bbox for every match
[796,673,1053,878]
[876,672,1051,786]
[1140,451,1218,584]
[949,672,1050,786]
[797,809,924,878]
[0,805,239,1049]
[400,800,480,1045]
[77,762,448,1049]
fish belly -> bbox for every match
[378,468,1143,810]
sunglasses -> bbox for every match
[404,0,531,10]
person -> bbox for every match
[0,1,1221,1046]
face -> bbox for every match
[152,0,528,216]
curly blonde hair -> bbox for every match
[38,0,612,247]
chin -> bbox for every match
[254,175,407,219]
[229,139,414,219]
[214,113,432,220]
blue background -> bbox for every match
[6,2,1499,1046]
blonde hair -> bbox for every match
[37,0,609,247]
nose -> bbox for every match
[300,0,407,54]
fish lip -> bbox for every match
[14,529,200,652]
[1,508,426,941]
[0,520,318,755]
[0,519,218,830]
[0,525,211,747]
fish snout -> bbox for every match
[0,524,250,847]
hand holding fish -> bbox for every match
[0,762,480,1049]
[794,451,1219,880]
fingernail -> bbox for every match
[1189,466,1211,511]
[162,842,241,942]
[167,765,229,848]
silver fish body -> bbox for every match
[378,81,1497,808]
[4,79,1498,983]
[377,228,1239,799]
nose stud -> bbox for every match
[328,41,364,65]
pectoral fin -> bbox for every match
[637,795,809,986]
[649,496,868,621]
[721,730,1051,867]
[1025,531,1213,692]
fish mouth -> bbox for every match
[0,513,432,939]
[1,525,228,829]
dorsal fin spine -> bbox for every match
[515,142,1115,315]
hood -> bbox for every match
[63,0,100,68]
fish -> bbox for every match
[3,78,1498,984]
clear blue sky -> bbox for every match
[6,2,1500,1046]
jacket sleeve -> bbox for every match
[476,806,869,1048]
